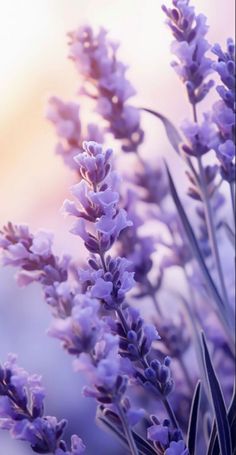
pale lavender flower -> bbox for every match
[47,97,103,170]
[211,39,235,182]
[162,0,214,104]
[48,295,103,355]
[181,113,217,157]
[0,223,74,317]
[68,26,144,152]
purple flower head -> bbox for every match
[47,97,103,170]
[147,418,184,452]
[68,26,144,152]
[48,295,103,355]
[181,113,217,156]
[162,0,214,104]
[0,355,84,454]
[165,440,189,455]
[64,141,133,256]
[117,306,160,362]
[211,39,235,181]
[79,256,135,310]
[0,223,73,317]
[212,38,235,110]
[55,435,85,454]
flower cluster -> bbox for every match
[68,26,144,152]
[147,417,188,454]
[0,355,85,454]
[211,39,235,182]
[0,0,235,454]
[162,0,214,104]
[47,97,103,171]
[0,223,74,317]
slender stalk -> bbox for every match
[192,104,229,309]
[197,154,229,307]
[150,293,163,317]
[163,398,179,429]
[229,182,235,226]
[116,403,139,455]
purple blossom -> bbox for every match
[68,26,144,152]
[181,113,217,156]
[64,141,133,258]
[211,39,235,182]
[162,0,214,104]
[165,440,189,455]
[0,355,84,454]
[147,417,184,453]
[212,38,235,110]
[47,97,103,170]
[0,222,74,317]
[48,295,103,355]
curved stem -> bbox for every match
[116,403,139,455]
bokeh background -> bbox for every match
[0,1,234,454]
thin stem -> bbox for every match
[192,103,229,309]
[150,293,163,317]
[230,182,235,227]
[163,398,179,429]
[197,154,229,308]
[116,403,139,455]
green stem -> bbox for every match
[116,404,139,455]
[163,398,179,429]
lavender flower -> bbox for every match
[68,26,144,152]
[47,97,103,171]
[181,113,217,157]
[147,417,185,453]
[211,39,235,182]
[0,223,74,318]
[162,0,214,104]
[0,355,85,454]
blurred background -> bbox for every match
[0,1,234,453]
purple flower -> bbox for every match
[165,440,189,455]
[0,223,73,317]
[181,113,217,156]
[47,97,103,170]
[68,26,144,152]
[48,295,103,355]
[148,424,169,445]
[64,141,133,256]
[212,38,235,110]
[55,435,85,454]
[162,0,214,104]
[0,355,84,454]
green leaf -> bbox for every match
[96,407,156,455]
[165,164,230,325]
[187,380,201,455]
[201,332,232,455]
[141,108,182,154]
